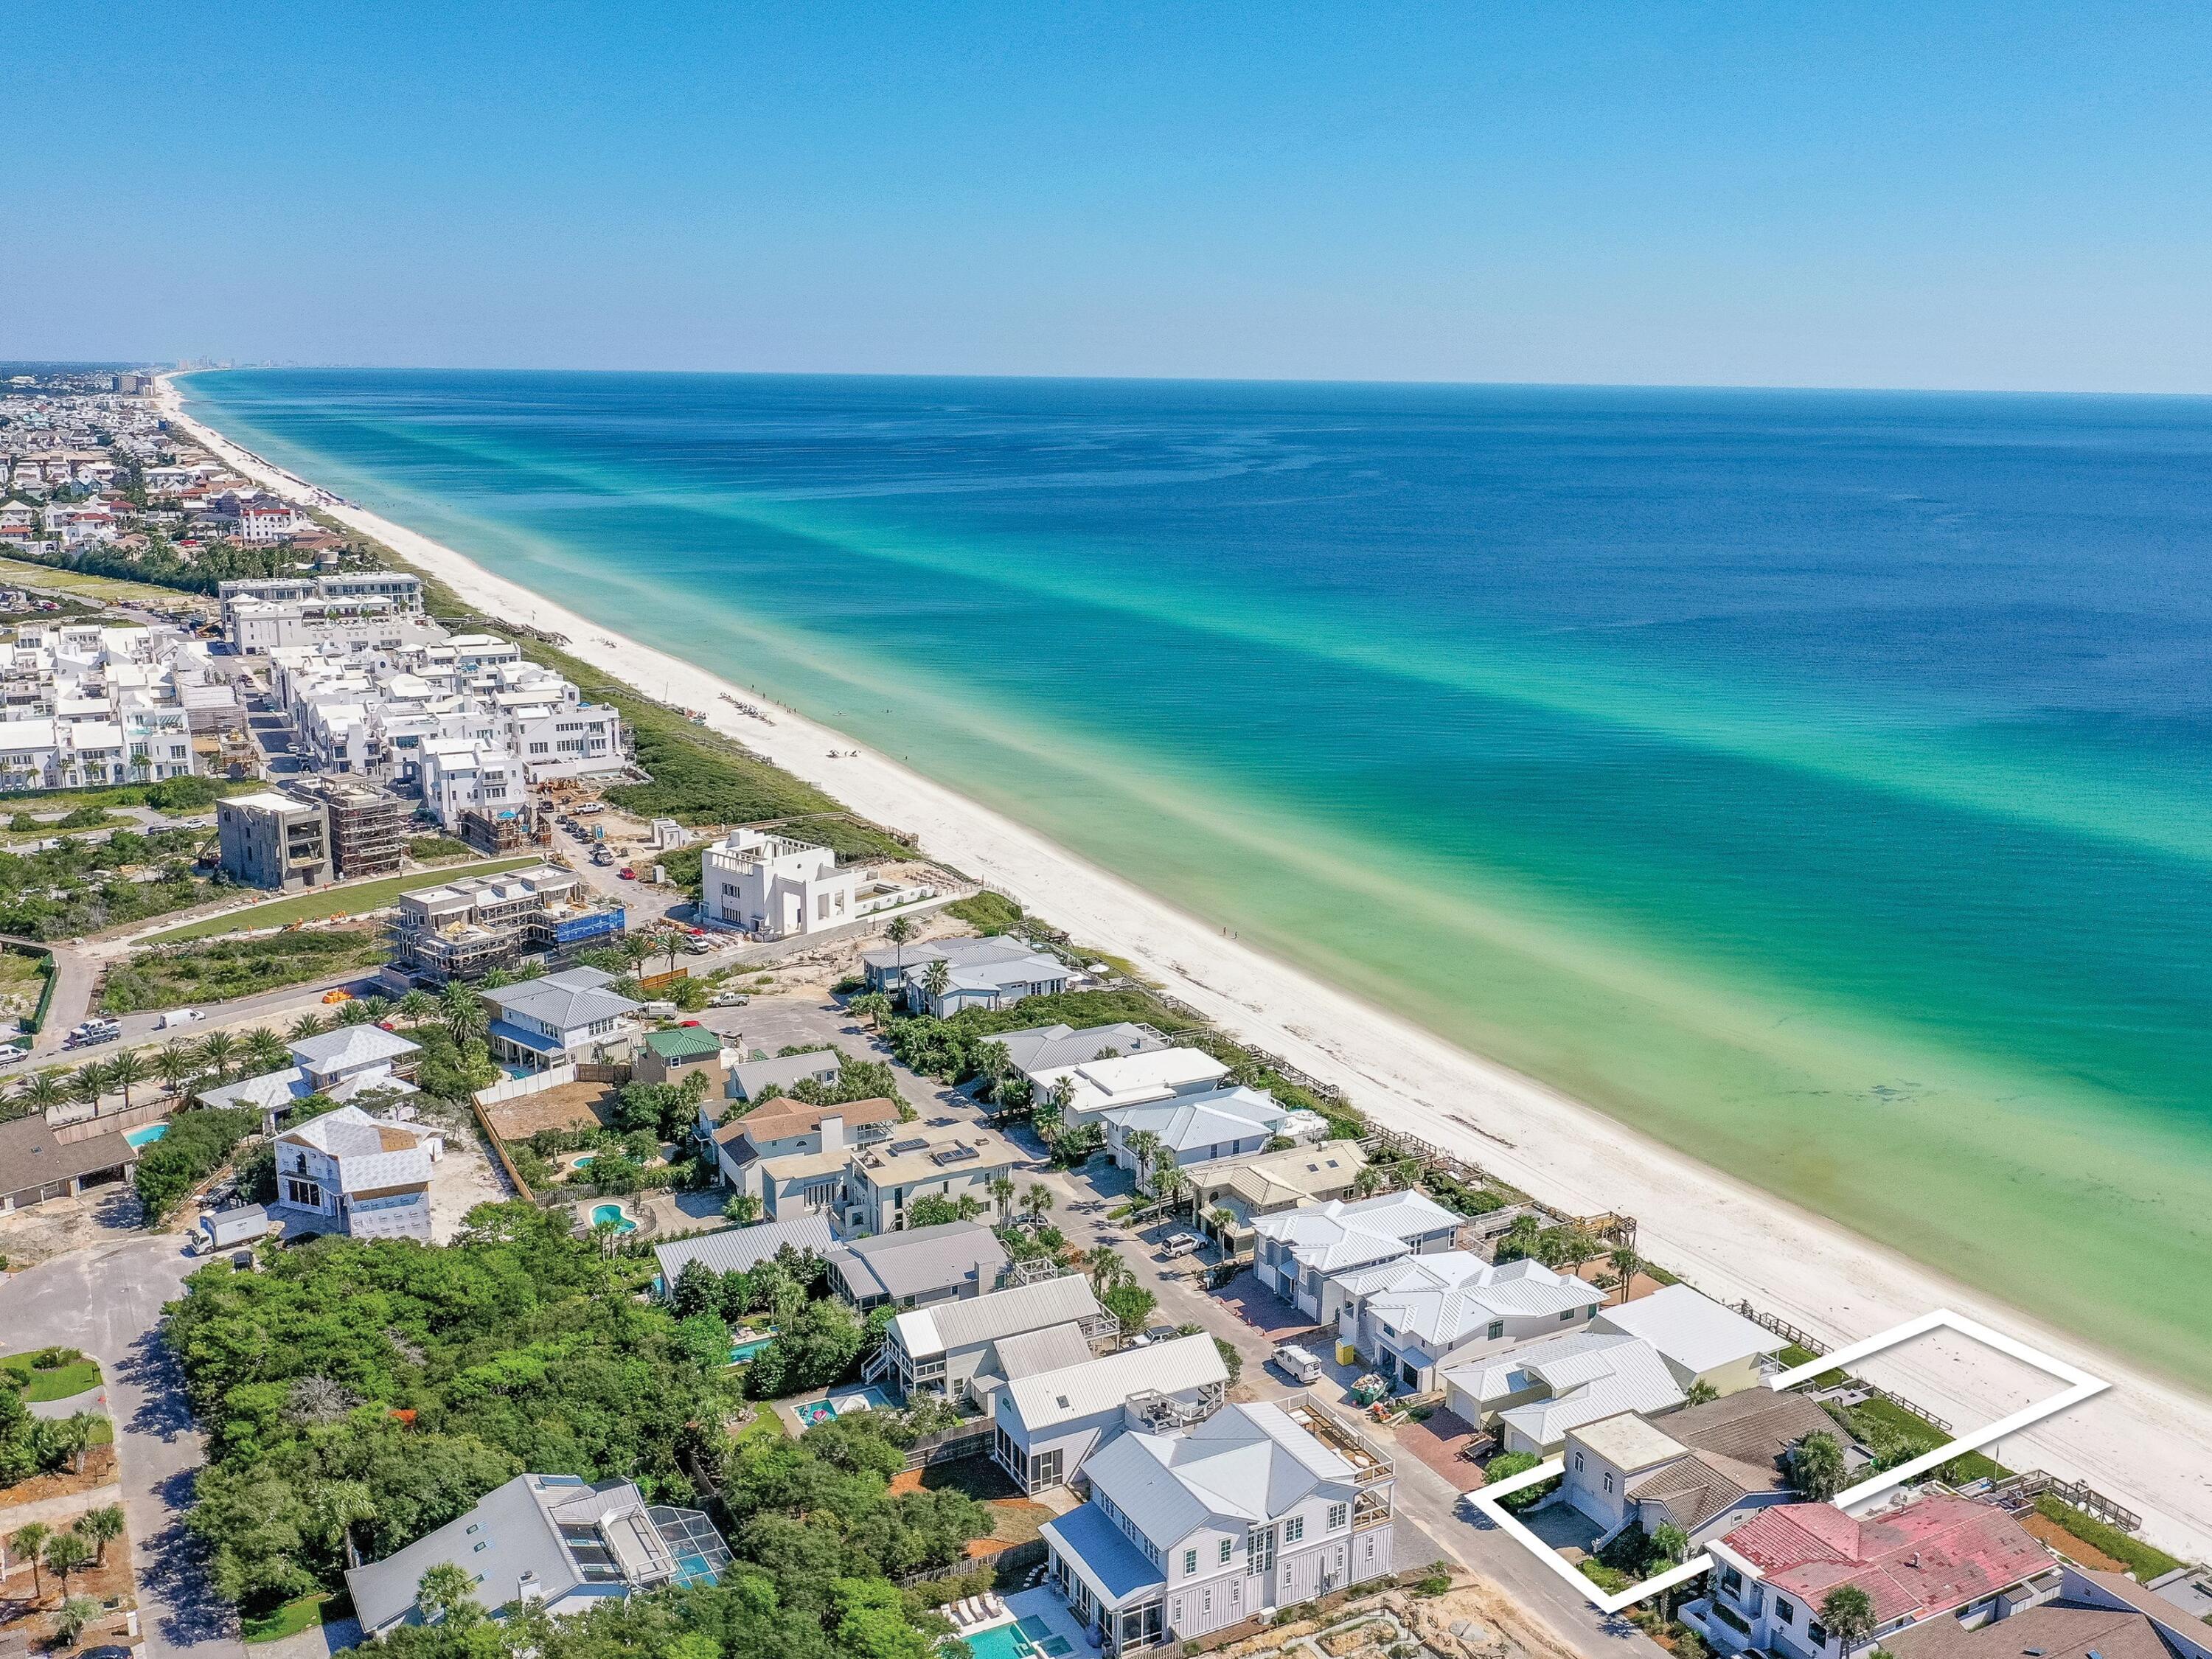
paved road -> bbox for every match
[0,1236,243,1659]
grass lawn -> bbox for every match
[0,553,198,605]
[1836,1395,2008,1482]
[734,1404,787,1448]
[101,927,386,1013]
[406,833,476,863]
[145,857,543,942]
[2034,1495,2184,1582]
[0,779,248,813]
[240,1592,332,1644]
[1,1352,104,1401]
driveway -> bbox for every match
[0,1236,243,1659]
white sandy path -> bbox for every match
[162,378,2212,1561]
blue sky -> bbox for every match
[15,2,2212,390]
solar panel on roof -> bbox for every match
[891,1137,930,1154]
[933,1144,981,1166]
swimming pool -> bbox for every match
[125,1122,169,1149]
[728,1335,773,1364]
[590,1203,637,1234]
[961,1621,1070,1659]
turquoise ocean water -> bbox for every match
[182,371,2212,1382]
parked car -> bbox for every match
[618,867,636,880]
[708,991,749,1008]
[157,1008,205,1029]
[1160,1231,1203,1259]
[681,937,713,954]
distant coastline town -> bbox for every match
[0,364,2205,1659]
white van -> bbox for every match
[158,1008,205,1029]
[1273,1343,1324,1385]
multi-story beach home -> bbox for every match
[1040,1397,1397,1655]
[268,1104,443,1242]
[1037,1047,1232,1130]
[1589,1284,1788,1397]
[1331,1251,1599,1393]
[705,1094,902,1213]
[992,1333,1228,1494]
[202,1023,422,1133]
[860,934,1071,1018]
[841,1119,1019,1234]
[478,967,642,1072]
[1000,1020,1173,1093]
[1685,1493,2061,1659]
[1557,1391,1863,1548]
[1101,1083,1328,1179]
[702,828,860,938]
[825,1218,1011,1312]
[1252,1190,1462,1324]
[1441,1327,1686,1454]
[1185,1139,1369,1255]
[870,1273,1113,1405]
[388,868,625,984]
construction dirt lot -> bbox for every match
[481,1080,620,1142]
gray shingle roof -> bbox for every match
[653,1214,836,1282]
[480,967,639,1030]
[825,1219,1008,1303]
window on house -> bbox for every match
[1487,1320,1503,1340]
[1775,1599,1795,1626]
[1219,1538,1234,1563]
[1559,1309,1576,1321]
[1808,1624,1828,1649]
[1326,1503,1346,1531]
[1183,1549,1197,1576]
[1573,1452,1584,1472]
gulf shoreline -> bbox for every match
[158,372,2212,1559]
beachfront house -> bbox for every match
[860,934,1071,1017]
[1683,1493,2061,1659]
[345,1473,731,1639]
[826,1219,1010,1312]
[869,1273,1113,1406]
[1557,1390,1863,1546]
[1441,1328,1686,1454]
[992,1333,1228,1494]
[1186,1140,1369,1255]
[1330,1251,1599,1394]
[1883,1565,2212,1659]
[479,967,642,1071]
[1039,1398,1396,1655]
[703,828,860,938]
[268,1104,444,1242]
[1037,1047,1233,1130]
[1101,1084,1326,1181]
[841,1119,1018,1235]
[1251,1191,1463,1324]
[1590,1284,1789,1397]
[1000,1021,1172,1093]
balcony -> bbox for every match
[1279,1394,1393,1486]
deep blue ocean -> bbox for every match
[182,369,2212,1377]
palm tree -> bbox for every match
[619,934,653,977]
[1651,1522,1690,1566]
[69,1062,109,1111]
[1124,1128,1161,1191]
[883,914,915,985]
[337,999,375,1027]
[1819,1586,1876,1659]
[988,1174,1015,1225]
[1791,1430,1848,1500]
[417,1561,479,1626]
[359,995,391,1022]
[1022,1183,1054,1226]
[42,1531,92,1598]
[14,1069,68,1117]
[73,1505,125,1568]
[47,1415,92,1477]
[288,1012,329,1041]
[105,1048,146,1108]
[153,1040,197,1098]
[53,1596,98,1648]
[309,1480,377,1570]
[439,981,485,1046]
[195,1029,238,1082]
[920,958,952,1013]
[397,990,436,1026]
[1206,1205,1239,1248]
[13,1521,51,1603]
[1152,1155,1189,1217]
[243,1027,288,1073]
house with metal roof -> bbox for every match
[201,1023,422,1132]
[1591,1284,1789,1398]
[1035,1047,1232,1129]
[1040,1398,1395,1655]
[1330,1251,1601,1393]
[1000,1021,1172,1088]
[1686,1493,2060,1659]
[651,1213,838,1290]
[860,934,1070,1018]
[992,1332,1228,1494]
[705,1095,903,1217]
[633,1025,725,1091]
[871,1272,1112,1405]
[344,1472,730,1638]
[1251,1191,1462,1324]
[826,1218,1009,1312]
[1440,1328,1687,1455]
[1102,1084,1326,1179]
[479,967,641,1072]
[725,1047,842,1102]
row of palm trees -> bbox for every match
[4,985,479,1116]
[7,1503,125,1607]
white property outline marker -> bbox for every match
[1463,1307,2110,1616]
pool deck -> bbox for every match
[1004,1586,1094,1655]
[772,1382,894,1435]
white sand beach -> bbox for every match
[162,378,2212,1559]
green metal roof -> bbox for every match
[643,1026,723,1061]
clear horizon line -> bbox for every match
[156,362,2212,402]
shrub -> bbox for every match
[135,1107,257,1223]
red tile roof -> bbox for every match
[1722,1495,2053,1624]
